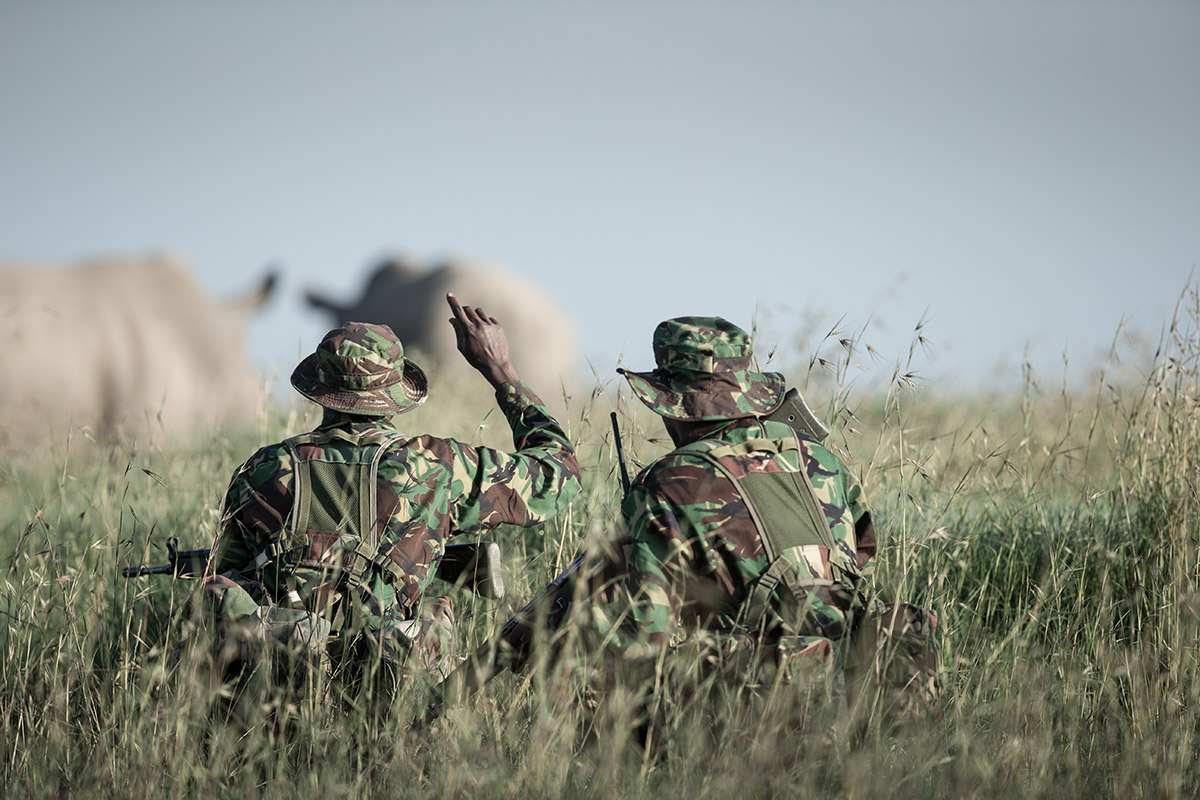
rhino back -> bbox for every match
[0,255,268,452]
[307,256,578,401]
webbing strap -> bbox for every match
[285,429,406,538]
[350,430,408,590]
[685,431,837,634]
[280,428,407,609]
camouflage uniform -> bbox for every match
[591,317,939,719]
[207,322,582,688]
[594,416,875,658]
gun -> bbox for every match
[611,410,631,495]
[762,387,829,441]
[431,412,633,712]
[436,541,505,599]
[122,539,505,599]
[121,537,210,578]
[429,394,833,717]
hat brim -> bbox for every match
[619,367,786,422]
[290,353,428,416]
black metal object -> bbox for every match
[120,536,211,578]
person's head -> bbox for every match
[618,316,785,443]
[290,321,428,418]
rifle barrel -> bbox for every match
[120,564,173,577]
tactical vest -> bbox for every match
[681,430,858,637]
[272,426,408,625]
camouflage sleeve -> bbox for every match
[800,435,876,578]
[845,466,876,574]
[619,481,689,649]
[580,465,697,660]
[211,444,294,580]
[446,379,582,531]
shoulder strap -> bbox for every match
[346,429,412,590]
[268,428,409,610]
[682,431,835,552]
[683,431,839,634]
[284,428,406,541]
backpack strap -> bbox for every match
[683,431,842,636]
[273,428,408,624]
[343,430,412,592]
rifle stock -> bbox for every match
[762,387,829,441]
[435,541,505,599]
[440,553,585,703]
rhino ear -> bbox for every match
[228,268,278,312]
[304,286,345,317]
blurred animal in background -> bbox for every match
[0,254,276,451]
[304,255,578,403]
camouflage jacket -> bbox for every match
[594,417,875,658]
[213,380,581,636]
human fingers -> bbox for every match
[446,292,470,324]
[469,305,496,325]
[446,295,472,348]
[456,298,491,327]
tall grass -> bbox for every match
[1,285,1197,798]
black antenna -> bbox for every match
[610,411,631,496]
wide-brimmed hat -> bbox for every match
[618,316,786,421]
[290,322,428,416]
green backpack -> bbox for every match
[681,429,857,639]
[204,426,408,679]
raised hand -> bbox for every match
[446,292,520,388]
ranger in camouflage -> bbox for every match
[205,294,582,692]
[586,316,939,725]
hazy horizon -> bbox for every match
[2,1,1196,397]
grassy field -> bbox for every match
[1,288,1197,798]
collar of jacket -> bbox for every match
[673,416,778,447]
[317,409,402,433]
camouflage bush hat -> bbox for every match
[618,316,786,421]
[291,322,428,416]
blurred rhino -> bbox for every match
[0,254,275,451]
[305,256,578,404]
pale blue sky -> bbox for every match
[2,1,1196,395]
